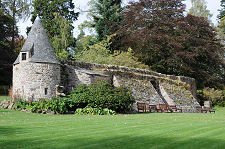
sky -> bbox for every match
[18,0,222,38]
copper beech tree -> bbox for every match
[117,0,224,89]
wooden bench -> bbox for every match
[168,105,182,113]
[196,106,207,113]
[137,102,146,112]
[204,107,215,113]
[148,105,157,113]
[158,104,169,112]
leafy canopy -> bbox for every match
[73,34,150,69]
[117,0,225,89]
[189,0,212,24]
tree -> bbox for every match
[218,0,225,42]
[189,0,212,23]
[0,1,19,85]
[1,0,32,50]
[31,0,78,37]
[88,0,123,41]
[51,13,74,60]
[31,0,79,59]
[117,0,225,89]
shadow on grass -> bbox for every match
[0,134,224,149]
[0,126,27,136]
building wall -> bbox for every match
[13,62,60,100]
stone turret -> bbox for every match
[13,17,60,100]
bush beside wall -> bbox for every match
[197,88,225,107]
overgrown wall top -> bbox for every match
[62,60,197,96]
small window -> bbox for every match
[22,53,27,60]
[30,44,34,57]
[44,88,48,95]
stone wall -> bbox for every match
[13,62,60,100]
[13,60,200,112]
[61,64,110,94]
[62,61,200,112]
[160,81,199,112]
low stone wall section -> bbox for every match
[61,64,110,94]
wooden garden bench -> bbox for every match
[168,105,182,113]
[148,105,158,113]
[158,104,169,112]
[196,106,207,113]
[137,102,146,112]
[204,107,215,113]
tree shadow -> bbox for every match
[0,134,224,149]
[0,126,27,136]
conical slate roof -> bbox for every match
[14,17,60,64]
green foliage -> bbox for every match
[75,34,98,52]
[69,80,135,113]
[13,99,29,110]
[31,0,78,33]
[197,88,225,107]
[2,0,32,50]
[218,0,225,21]
[31,0,78,60]
[217,0,225,43]
[189,0,213,24]
[13,98,71,114]
[73,35,150,69]
[13,80,134,113]
[117,0,225,89]
[51,13,73,60]
[2,0,32,21]
[88,0,123,41]
[75,107,116,115]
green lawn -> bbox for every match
[0,96,11,102]
[0,106,225,149]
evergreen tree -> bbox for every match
[31,0,79,60]
[189,0,212,23]
[88,0,123,41]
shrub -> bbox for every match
[13,98,72,114]
[13,100,29,110]
[69,80,135,113]
[197,88,225,107]
[75,107,116,115]
[13,80,134,114]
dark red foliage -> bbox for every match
[116,0,225,89]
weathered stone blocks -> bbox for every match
[13,62,60,100]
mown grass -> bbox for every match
[0,96,11,102]
[0,105,225,149]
